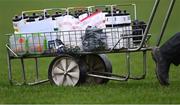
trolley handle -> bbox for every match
[156,0,176,46]
[128,0,160,51]
[130,0,176,51]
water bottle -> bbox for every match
[52,11,62,19]
[74,10,78,18]
[105,10,113,28]
[22,13,29,20]
[29,13,39,21]
[26,13,38,22]
[12,15,22,34]
[9,34,27,55]
[27,33,46,54]
[45,12,50,18]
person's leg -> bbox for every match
[160,32,180,65]
[152,47,170,86]
[152,32,180,86]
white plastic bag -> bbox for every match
[79,11,106,29]
[56,15,82,31]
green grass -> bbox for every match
[0,0,180,104]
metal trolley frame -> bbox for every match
[6,0,176,86]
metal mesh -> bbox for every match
[8,27,146,56]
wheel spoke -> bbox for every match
[56,60,63,70]
[64,75,75,86]
[68,71,79,79]
[53,75,64,86]
[60,59,67,71]
[53,67,64,75]
[67,61,78,72]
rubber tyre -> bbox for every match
[85,54,112,84]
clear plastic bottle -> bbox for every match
[12,15,22,34]
[105,10,113,28]
[26,13,39,23]
[27,33,46,54]
[9,34,27,55]
[22,13,29,20]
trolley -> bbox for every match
[6,0,176,86]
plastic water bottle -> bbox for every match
[45,12,50,18]
[105,10,113,28]
[12,15,22,34]
[22,13,29,20]
[27,33,46,54]
[9,34,27,55]
[29,13,39,21]
[74,10,79,18]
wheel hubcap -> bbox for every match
[52,57,80,86]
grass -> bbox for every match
[0,0,180,104]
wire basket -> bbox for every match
[8,26,148,56]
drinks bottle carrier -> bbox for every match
[6,0,176,86]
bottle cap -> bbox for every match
[26,18,35,22]
[12,15,22,22]
[29,13,39,19]
[39,15,44,21]
[22,13,29,19]
[45,12,50,18]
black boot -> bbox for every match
[152,47,170,86]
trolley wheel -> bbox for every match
[48,54,86,86]
[85,54,112,84]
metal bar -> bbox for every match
[128,51,147,80]
[156,0,176,46]
[128,0,160,51]
[90,51,147,81]
[8,47,153,60]
[6,44,19,57]
[35,58,39,80]
[87,74,128,81]
[88,71,130,79]
[10,80,24,86]
[132,4,137,20]
[111,33,151,51]
[44,8,67,11]
[7,49,13,85]
[125,52,131,80]
[9,79,49,86]
[111,37,123,50]
[21,58,26,83]
[115,4,136,7]
[22,9,44,13]
[142,51,147,78]
[28,79,49,86]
